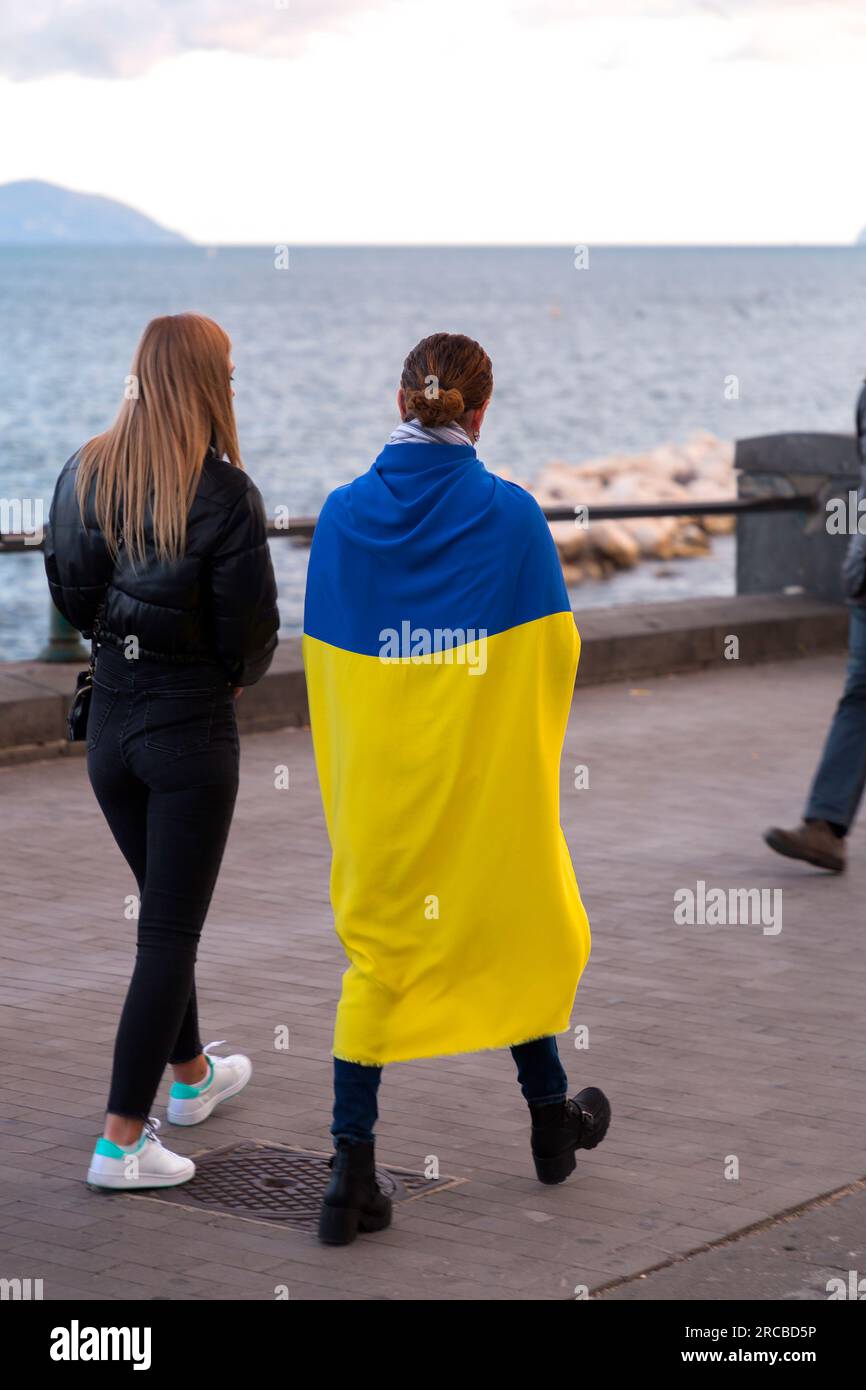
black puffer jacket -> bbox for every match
[843,383,866,607]
[45,448,279,685]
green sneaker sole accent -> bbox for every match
[169,1057,214,1100]
[94,1133,146,1159]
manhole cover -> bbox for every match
[131,1142,461,1231]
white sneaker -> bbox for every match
[166,1040,252,1126]
[87,1118,195,1191]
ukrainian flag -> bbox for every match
[303,441,590,1066]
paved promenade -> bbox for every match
[1,651,864,1301]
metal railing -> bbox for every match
[0,492,821,555]
[0,493,820,660]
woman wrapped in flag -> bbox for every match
[304,333,610,1245]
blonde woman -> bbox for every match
[45,313,279,1190]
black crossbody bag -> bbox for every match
[67,610,103,743]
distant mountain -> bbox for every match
[0,180,188,245]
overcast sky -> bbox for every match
[0,0,864,244]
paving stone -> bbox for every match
[1,652,864,1299]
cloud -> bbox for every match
[515,1,864,16]
[0,0,374,81]
[511,0,866,63]
[4,0,866,82]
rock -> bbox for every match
[548,520,590,562]
[670,523,712,557]
[591,520,640,569]
[701,513,736,535]
[622,515,682,559]
[561,562,585,585]
[529,432,735,583]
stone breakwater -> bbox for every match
[527,431,736,584]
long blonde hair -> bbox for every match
[76,313,242,562]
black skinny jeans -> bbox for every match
[86,644,240,1120]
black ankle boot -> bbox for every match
[318,1140,393,1246]
[529,1086,611,1185]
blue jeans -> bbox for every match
[332,1036,569,1145]
[805,608,866,835]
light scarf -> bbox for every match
[388,418,476,449]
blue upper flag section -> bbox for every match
[303,442,571,657]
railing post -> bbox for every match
[38,605,89,663]
[735,433,859,601]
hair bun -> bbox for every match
[404,385,465,427]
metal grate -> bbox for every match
[131,1141,461,1230]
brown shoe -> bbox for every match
[763,820,846,872]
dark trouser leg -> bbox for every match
[511,1035,569,1107]
[805,609,866,835]
[332,1058,383,1145]
[170,986,201,1066]
[93,766,238,1120]
[321,1061,392,1246]
[87,751,201,1076]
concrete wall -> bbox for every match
[0,596,849,765]
[736,432,860,603]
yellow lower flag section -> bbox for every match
[303,611,590,1065]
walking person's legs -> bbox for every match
[511,1035,569,1106]
[319,1033,613,1243]
[85,668,247,1188]
[804,607,866,833]
[320,1058,392,1245]
[765,609,866,871]
[511,1036,611,1185]
[104,774,238,1125]
[86,758,211,1147]
[331,1058,382,1145]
